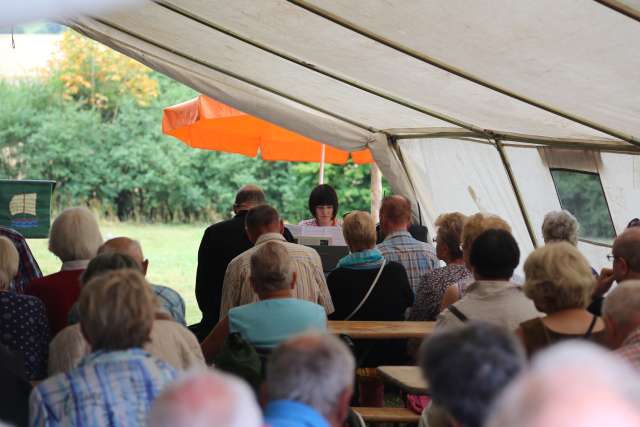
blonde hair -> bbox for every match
[79,269,155,350]
[523,242,595,313]
[49,207,103,262]
[342,211,376,251]
[542,210,579,246]
[435,212,467,260]
[461,213,511,263]
[0,236,19,291]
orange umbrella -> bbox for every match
[162,95,373,166]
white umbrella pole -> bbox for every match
[319,144,326,184]
[370,163,382,223]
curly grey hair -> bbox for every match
[541,210,579,246]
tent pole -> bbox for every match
[319,144,326,184]
[494,140,539,248]
[287,0,640,147]
[370,163,382,222]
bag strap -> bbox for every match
[448,304,469,322]
[345,260,386,321]
[584,315,598,339]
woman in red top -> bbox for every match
[26,207,103,337]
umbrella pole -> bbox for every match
[319,144,326,184]
[370,163,382,223]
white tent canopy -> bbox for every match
[69,0,640,269]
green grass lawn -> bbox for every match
[27,221,207,325]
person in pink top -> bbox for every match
[298,184,341,228]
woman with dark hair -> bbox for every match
[299,184,341,227]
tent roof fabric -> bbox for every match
[69,0,640,152]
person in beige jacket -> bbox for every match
[48,252,204,375]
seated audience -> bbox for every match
[486,342,640,427]
[0,343,31,427]
[219,205,333,319]
[264,333,355,427]
[436,229,539,331]
[48,253,204,374]
[590,227,640,315]
[298,184,342,228]
[0,225,42,293]
[30,269,177,426]
[96,237,185,324]
[518,242,606,356]
[409,212,472,321]
[149,370,262,427]
[377,195,438,294]
[26,207,103,336]
[541,210,579,245]
[201,242,326,363]
[440,212,513,309]
[327,211,412,365]
[603,280,640,370]
[0,236,48,380]
[419,322,525,427]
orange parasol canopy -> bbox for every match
[162,95,373,164]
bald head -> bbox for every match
[99,237,147,274]
[612,227,640,282]
[380,195,412,236]
[234,185,266,213]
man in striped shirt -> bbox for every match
[377,195,438,295]
[219,205,334,320]
[30,269,176,427]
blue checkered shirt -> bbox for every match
[29,348,177,427]
[152,284,186,326]
[377,231,439,294]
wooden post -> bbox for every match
[370,163,382,222]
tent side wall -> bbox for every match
[397,136,640,272]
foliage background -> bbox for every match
[0,30,388,224]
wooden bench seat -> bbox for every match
[352,406,420,424]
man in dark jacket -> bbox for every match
[191,185,266,341]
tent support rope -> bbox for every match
[287,0,640,147]
[494,139,539,249]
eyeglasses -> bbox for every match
[628,218,640,228]
[606,254,620,262]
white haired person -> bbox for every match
[30,269,177,426]
[0,236,49,380]
[26,207,103,336]
[541,210,579,246]
[264,333,355,427]
[149,370,262,427]
[486,342,640,427]
[201,241,327,363]
[517,242,606,357]
[603,280,640,370]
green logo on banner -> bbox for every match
[0,180,56,238]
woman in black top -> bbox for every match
[327,211,413,366]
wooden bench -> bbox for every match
[352,407,420,424]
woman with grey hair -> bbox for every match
[541,210,579,246]
[25,207,103,336]
[0,236,49,380]
[200,241,327,363]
